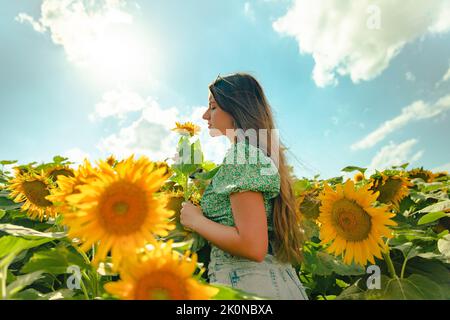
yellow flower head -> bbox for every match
[106,155,117,167]
[172,121,201,137]
[46,165,75,183]
[7,170,57,221]
[104,241,218,300]
[63,155,176,269]
[318,179,397,266]
[353,172,365,183]
[369,173,413,209]
[46,159,98,212]
[408,168,436,183]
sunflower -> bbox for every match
[63,155,175,269]
[46,159,98,213]
[104,241,218,300]
[318,179,397,266]
[106,155,117,167]
[7,170,57,221]
[369,173,413,209]
[46,165,75,183]
[172,121,201,137]
[353,172,365,182]
[296,189,321,220]
[408,168,436,182]
[434,171,448,179]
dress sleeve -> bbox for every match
[212,161,281,199]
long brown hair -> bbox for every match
[209,72,304,265]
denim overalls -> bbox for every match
[207,241,309,300]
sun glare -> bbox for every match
[80,27,154,85]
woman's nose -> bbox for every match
[202,110,209,120]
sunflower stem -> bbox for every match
[400,257,408,279]
[79,277,90,300]
[382,249,398,279]
[0,265,7,300]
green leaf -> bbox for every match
[341,166,367,174]
[0,209,6,220]
[0,196,21,210]
[417,200,450,214]
[53,156,68,164]
[194,166,221,180]
[292,179,311,196]
[391,163,409,170]
[392,242,421,261]
[417,211,449,225]
[335,279,366,300]
[6,271,44,298]
[21,245,89,275]
[437,234,450,263]
[0,160,18,165]
[0,224,66,239]
[377,274,448,300]
[303,250,365,276]
[404,257,450,287]
[0,236,54,260]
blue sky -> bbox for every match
[1,0,450,179]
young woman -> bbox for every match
[180,73,308,300]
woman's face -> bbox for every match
[203,91,235,137]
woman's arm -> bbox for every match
[180,191,269,262]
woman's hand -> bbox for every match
[180,201,205,231]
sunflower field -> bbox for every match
[0,123,449,300]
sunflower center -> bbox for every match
[376,178,402,204]
[22,180,53,207]
[134,271,187,300]
[331,198,372,241]
[113,202,129,215]
[97,181,149,235]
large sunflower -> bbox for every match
[369,173,413,209]
[7,170,57,221]
[105,241,218,300]
[63,155,175,269]
[318,179,397,266]
[172,121,201,137]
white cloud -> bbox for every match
[16,0,133,66]
[439,65,450,84]
[351,94,450,150]
[89,88,147,121]
[96,93,230,165]
[366,139,424,176]
[273,0,450,87]
[63,148,90,167]
[15,0,152,84]
[244,2,256,22]
[97,96,180,161]
[15,13,46,33]
[405,72,416,82]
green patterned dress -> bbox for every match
[200,139,280,234]
[200,140,309,300]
